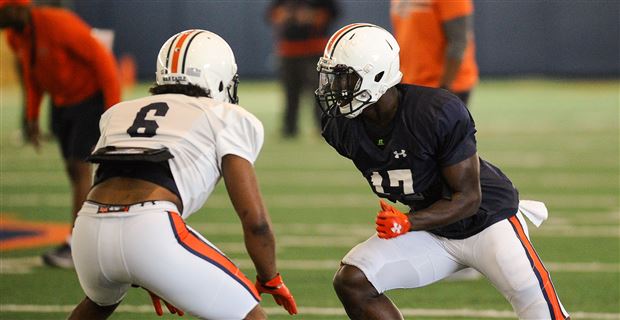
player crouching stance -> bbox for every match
[315,23,570,320]
[68,29,297,319]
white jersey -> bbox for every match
[94,93,264,218]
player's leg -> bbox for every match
[64,93,103,225]
[333,264,402,319]
[68,297,119,320]
[43,95,102,268]
[333,231,464,320]
[280,57,303,138]
[125,210,262,319]
[41,105,75,267]
[71,204,131,319]
[65,159,93,223]
[471,213,570,320]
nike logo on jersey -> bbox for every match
[393,150,407,158]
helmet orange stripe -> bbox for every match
[180,30,205,73]
[170,31,193,73]
[324,23,374,58]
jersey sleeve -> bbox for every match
[435,97,477,166]
[437,0,472,22]
[215,107,264,167]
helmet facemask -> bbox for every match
[224,74,239,104]
[315,60,372,118]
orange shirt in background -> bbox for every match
[6,7,121,121]
[391,0,478,92]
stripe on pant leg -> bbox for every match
[508,216,568,320]
[167,212,260,302]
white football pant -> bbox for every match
[72,201,260,319]
[342,212,569,320]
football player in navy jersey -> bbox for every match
[315,23,570,320]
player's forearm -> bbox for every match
[408,191,480,231]
[441,15,470,90]
[242,219,278,281]
[439,57,463,90]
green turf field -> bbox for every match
[1,79,619,319]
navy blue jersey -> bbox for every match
[321,84,519,239]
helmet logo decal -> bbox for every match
[186,67,201,77]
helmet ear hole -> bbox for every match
[374,71,384,82]
[218,81,224,92]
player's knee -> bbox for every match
[510,282,555,319]
[333,264,374,296]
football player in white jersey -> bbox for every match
[68,29,297,319]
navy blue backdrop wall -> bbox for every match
[72,0,619,80]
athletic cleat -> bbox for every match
[42,243,74,269]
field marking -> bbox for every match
[233,259,620,273]
[191,222,620,238]
[0,256,42,274]
[4,170,617,190]
[1,256,617,275]
[3,192,619,209]
[1,304,618,319]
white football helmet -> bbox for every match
[315,23,402,118]
[156,29,239,103]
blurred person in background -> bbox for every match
[392,0,479,279]
[267,0,338,138]
[315,23,569,320]
[0,0,121,268]
[391,0,478,107]
[68,29,296,320]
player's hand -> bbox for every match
[25,120,41,152]
[376,199,411,239]
[133,285,184,317]
[255,273,298,315]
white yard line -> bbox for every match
[0,304,618,319]
[234,259,620,273]
[1,256,617,274]
[3,192,619,209]
[192,222,620,238]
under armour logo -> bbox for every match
[393,150,407,159]
[391,222,402,234]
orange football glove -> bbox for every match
[376,199,411,239]
[255,273,298,315]
[145,288,184,317]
